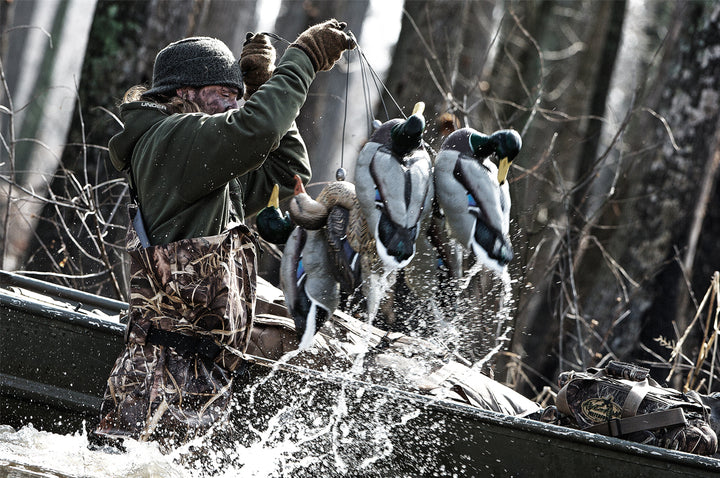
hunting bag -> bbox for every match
[554,361,717,456]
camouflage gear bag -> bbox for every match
[96,207,257,444]
[553,361,717,456]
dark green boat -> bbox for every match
[0,270,126,433]
[1,269,719,476]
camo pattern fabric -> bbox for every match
[96,213,257,444]
[555,365,717,456]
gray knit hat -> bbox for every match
[145,37,244,97]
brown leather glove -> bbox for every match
[240,32,276,100]
[290,19,356,72]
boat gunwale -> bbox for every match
[250,355,720,472]
[0,289,126,335]
[0,271,127,315]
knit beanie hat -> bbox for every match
[145,37,244,97]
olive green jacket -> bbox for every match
[109,47,314,245]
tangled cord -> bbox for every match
[258,29,408,178]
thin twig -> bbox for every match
[0,54,14,269]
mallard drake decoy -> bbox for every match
[390,103,426,156]
[279,226,340,348]
[255,184,294,244]
[434,128,522,274]
[354,102,434,270]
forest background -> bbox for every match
[1,0,719,399]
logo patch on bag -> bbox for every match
[581,397,622,423]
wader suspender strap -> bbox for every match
[132,208,152,248]
[126,165,152,248]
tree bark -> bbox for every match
[192,0,257,53]
[23,0,206,297]
[454,0,635,388]
[383,0,498,151]
[512,1,720,393]
[604,2,720,383]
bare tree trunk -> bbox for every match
[274,0,370,196]
[1,0,98,269]
[20,0,204,297]
[518,0,629,379]
[193,0,257,53]
[383,0,498,150]
[508,0,720,394]
[594,1,720,384]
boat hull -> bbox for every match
[231,365,720,477]
[0,272,125,432]
[1,270,719,476]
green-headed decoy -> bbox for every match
[354,102,434,270]
[434,128,522,274]
[255,184,295,244]
[390,102,426,156]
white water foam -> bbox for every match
[0,424,183,477]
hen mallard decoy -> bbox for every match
[354,102,434,270]
[279,226,340,348]
[286,175,369,291]
[288,175,328,230]
[280,175,369,346]
[434,128,522,274]
[255,184,294,244]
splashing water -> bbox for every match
[172,368,447,477]
[1,257,517,478]
[0,424,184,477]
[429,259,516,368]
[0,393,416,478]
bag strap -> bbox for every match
[556,382,572,416]
[622,379,651,417]
[585,407,687,437]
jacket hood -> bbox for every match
[109,101,170,171]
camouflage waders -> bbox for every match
[96,212,257,444]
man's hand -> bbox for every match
[291,19,356,72]
[240,33,276,100]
